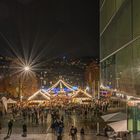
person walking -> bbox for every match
[74,126,77,140]
[80,127,84,135]
[80,128,85,140]
[61,115,64,122]
[22,123,27,137]
[70,126,76,140]
[57,124,63,140]
[6,119,13,137]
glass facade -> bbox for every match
[100,0,132,59]
[127,101,140,133]
[100,0,140,96]
[133,0,140,37]
[100,0,116,32]
[100,0,140,133]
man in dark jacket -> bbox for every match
[80,128,84,135]
[57,124,63,140]
[7,119,13,137]
[22,123,27,137]
[70,126,77,140]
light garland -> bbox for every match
[28,89,50,100]
[72,89,92,98]
[41,89,51,97]
[61,80,77,91]
[46,79,77,94]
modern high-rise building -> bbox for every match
[100,0,140,97]
[100,0,140,133]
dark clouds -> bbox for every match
[0,0,99,59]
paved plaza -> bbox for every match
[1,108,139,140]
[0,109,108,140]
[0,133,108,140]
[1,133,140,140]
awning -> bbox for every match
[108,120,128,132]
[7,98,17,104]
[101,112,127,122]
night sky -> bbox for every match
[0,0,99,61]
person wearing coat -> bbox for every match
[22,123,27,137]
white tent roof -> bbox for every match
[101,112,127,122]
[72,89,92,98]
[41,89,51,97]
[108,120,128,132]
[1,97,17,111]
[1,96,7,101]
[47,79,77,93]
[7,98,17,104]
[28,89,50,101]
[1,97,7,111]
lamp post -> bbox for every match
[19,77,22,102]
[19,66,30,102]
[96,80,100,135]
[40,72,43,89]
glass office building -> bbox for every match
[100,0,140,96]
[100,0,140,133]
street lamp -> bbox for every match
[19,65,31,102]
[24,66,30,71]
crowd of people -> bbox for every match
[0,100,111,139]
[93,99,110,116]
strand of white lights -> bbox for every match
[61,80,76,91]
[60,82,64,92]
[72,89,92,98]
[81,90,92,98]
[48,79,75,92]
[41,89,51,97]
[39,92,50,100]
[46,79,78,96]
[61,80,76,90]
[62,80,73,88]
[28,90,41,100]
[60,81,63,89]
[28,89,50,100]
[47,80,61,92]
